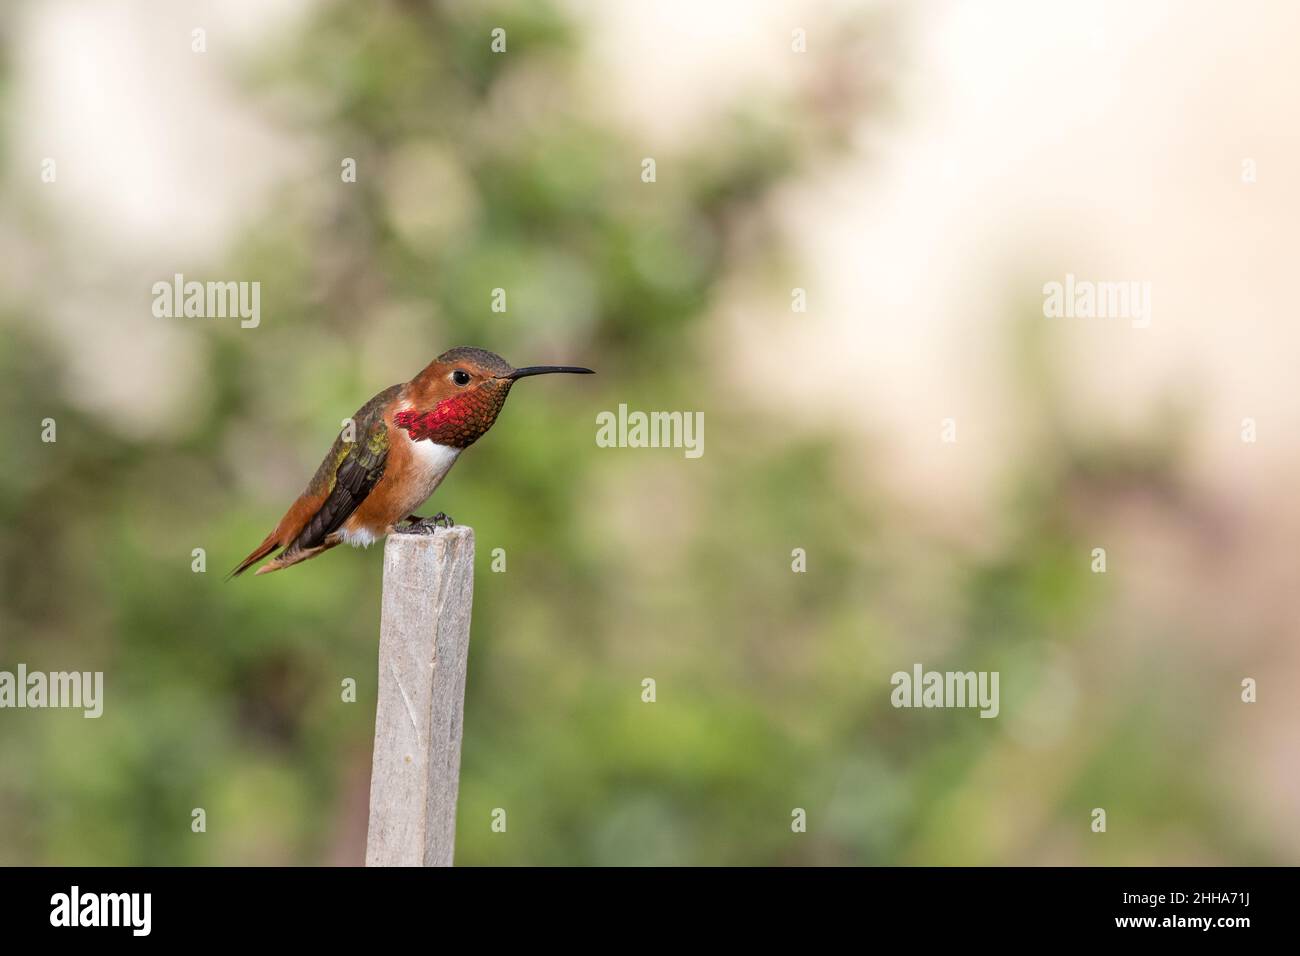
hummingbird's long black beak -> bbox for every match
[507,365,595,379]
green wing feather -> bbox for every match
[289,384,400,551]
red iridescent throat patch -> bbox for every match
[393,387,507,448]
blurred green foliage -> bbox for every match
[0,1,1278,865]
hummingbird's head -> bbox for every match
[397,346,593,447]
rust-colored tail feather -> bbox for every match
[231,486,339,579]
[252,540,339,575]
[228,532,282,580]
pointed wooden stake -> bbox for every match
[366,526,475,867]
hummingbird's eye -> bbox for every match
[452,370,471,386]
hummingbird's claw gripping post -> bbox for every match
[402,512,455,534]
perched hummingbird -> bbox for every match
[231,347,593,577]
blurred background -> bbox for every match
[1,0,1297,865]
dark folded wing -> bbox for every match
[288,385,399,552]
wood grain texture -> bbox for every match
[365,526,475,867]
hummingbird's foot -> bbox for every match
[402,512,455,534]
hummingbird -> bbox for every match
[231,346,593,577]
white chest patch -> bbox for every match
[402,438,461,512]
[338,438,461,549]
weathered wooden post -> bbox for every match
[365,526,475,867]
